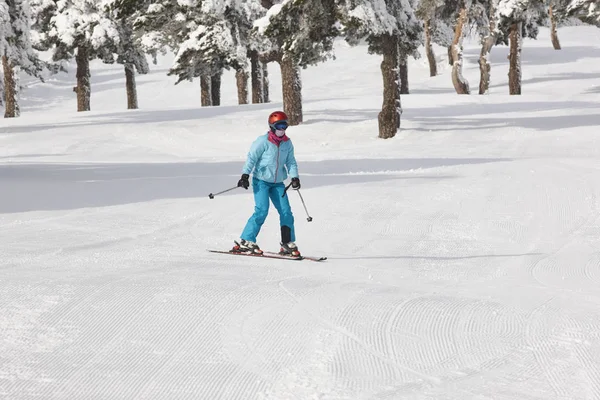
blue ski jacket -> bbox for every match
[242,133,298,183]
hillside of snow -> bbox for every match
[1,26,600,399]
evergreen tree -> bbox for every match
[1,0,45,117]
[104,0,150,109]
[1,1,8,108]
[135,0,184,54]
[556,0,600,26]
[138,0,263,107]
[44,0,120,111]
[548,0,562,49]
[476,0,499,94]
[168,12,248,106]
[450,0,472,94]
[496,0,546,95]
[416,0,445,77]
[437,0,460,65]
[340,0,423,138]
[254,0,340,124]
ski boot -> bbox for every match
[232,239,263,255]
[279,241,301,257]
[279,226,300,257]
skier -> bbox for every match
[232,111,301,257]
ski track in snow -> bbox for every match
[2,26,600,399]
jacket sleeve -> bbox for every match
[242,137,265,175]
[286,142,299,178]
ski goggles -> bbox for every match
[271,120,289,130]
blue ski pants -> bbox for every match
[241,177,295,243]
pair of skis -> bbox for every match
[208,249,327,262]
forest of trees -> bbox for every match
[1,0,598,138]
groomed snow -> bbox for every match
[1,26,600,399]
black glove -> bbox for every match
[238,174,249,190]
[291,177,301,190]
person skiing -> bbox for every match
[232,111,301,257]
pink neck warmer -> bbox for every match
[268,130,289,145]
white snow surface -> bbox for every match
[2,26,600,399]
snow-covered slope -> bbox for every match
[1,26,600,399]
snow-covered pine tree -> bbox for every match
[437,0,461,65]
[430,16,455,60]
[227,0,267,105]
[340,0,423,138]
[249,47,267,103]
[475,0,498,94]
[496,0,546,94]
[248,40,270,106]
[1,1,7,108]
[245,0,273,105]
[1,0,45,117]
[134,0,179,54]
[556,0,600,27]
[456,0,499,94]
[139,0,262,107]
[136,0,201,99]
[254,0,340,125]
[416,0,445,77]
[104,0,150,109]
[173,17,237,107]
[451,0,472,94]
[548,0,562,49]
[42,0,120,112]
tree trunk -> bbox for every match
[2,56,18,118]
[251,51,264,103]
[549,5,561,50]
[451,7,470,94]
[378,34,401,139]
[262,62,270,103]
[200,75,211,106]
[124,63,138,109]
[424,19,437,77]
[508,22,522,95]
[211,72,221,106]
[279,54,302,125]
[479,0,496,94]
[399,53,409,94]
[0,75,4,107]
[236,68,249,105]
[76,44,91,112]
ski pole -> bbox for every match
[208,186,240,199]
[296,189,313,222]
[282,182,293,198]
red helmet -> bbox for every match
[268,111,288,125]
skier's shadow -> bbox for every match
[329,253,543,260]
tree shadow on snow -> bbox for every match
[19,71,156,113]
[5,97,337,135]
[463,45,600,67]
[0,103,276,136]
[584,85,600,94]
[410,99,598,119]
[410,99,600,131]
[302,108,379,124]
[0,153,67,160]
[489,72,600,89]
[411,113,600,132]
[0,157,509,213]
